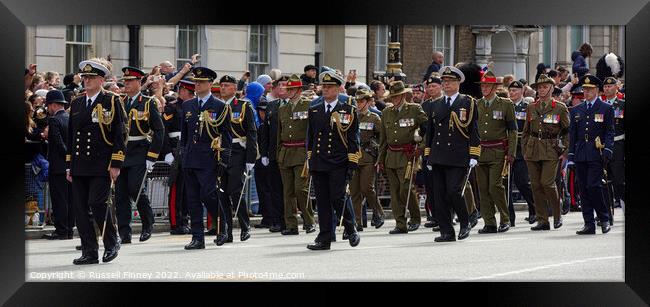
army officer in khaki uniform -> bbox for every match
[349,88,385,230]
[377,81,428,234]
[475,71,518,234]
[522,74,570,231]
[276,74,316,235]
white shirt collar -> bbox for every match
[198,93,212,104]
[586,98,597,106]
[86,91,100,104]
[444,92,459,106]
[325,98,338,110]
[127,92,140,102]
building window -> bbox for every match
[432,25,454,66]
[66,25,92,74]
[542,25,553,66]
[177,25,200,70]
[375,25,389,73]
[570,25,584,53]
[249,25,271,80]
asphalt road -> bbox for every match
[26,208,624,282]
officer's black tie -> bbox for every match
[86,98,92,110]
[587,102,592,110]
[126,97,132,110]
[198,99,204,109]
[326,104,332,116]
[446,97,451,108]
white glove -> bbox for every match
[246,163,255,173]
[426,165,432,171]
[146,160,155,172]
[261,156,269,166]
[469,158,478,168]
[164,153,174,165]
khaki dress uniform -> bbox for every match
[522,75,570,228]
[277,95,316,232]
[378,81,428,232]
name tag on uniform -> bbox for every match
[459,108,467,121]
[614,109,624,119]
[293,111,308,120]
[359,122,374,130]
[515,111,527,120]
[398,118,414,127]
[542,114,559,124]
[594,113,604,122]
[492,110,503,120]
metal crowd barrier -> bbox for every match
[24,163,51,228]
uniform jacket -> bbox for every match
[357,110,382,165]
[260,98,282,161]
[513,99,529,160]
[67,90,126,176]
[160,98,184,157]
[604,97,625,139]
[47,109,69,175]
[476,95,518,162]
[227,97,258,164]
[568,98,615,162]
[425,94,481,168]
[378,102,428,169]
[180,95,232,170]
[122,93,164,167]
[307,96,360,171]
[277,97,310,168]
[521,98,570,161]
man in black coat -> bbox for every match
[42,90,74,240]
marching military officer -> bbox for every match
[601,77,625,209]
[67,59,125,264]
[424,66,479,242]
[522,74,570,231]
[507,80,536,224]
[349,88,385,230]
[306,70,361,250]
[475,71,518,233]
[568,75,615,234]
[377,80,428,234]
[114,66,164,244]
[164,79,194,235]
[277,74,317,235]
[217,74,258,242]
[259,76,289,232]
[181,67,232,249]
[421,73,443,228]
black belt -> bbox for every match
[530,132,558,139]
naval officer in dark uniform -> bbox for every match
[306,70,361,250]
[425,66,479,242]
[67,59,125,264]
[568,75,615,235]
[114,66,164,243]
[181,67,232,249]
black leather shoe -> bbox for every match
[305,224,316,234]
[458,227,470,240]
[601,221,611,234]
[102,248,119,263]
[281,228,299,235]
[205,228,217,236]
[554,218,563,229]
[434,234,456,242]
[531,223,550,231]
[307,241,331,250]
[214,234,228,246]
[388,227,408,234]
[348,232,360,247]
[139,231,152,242]
[73,252,99,265]
[184,238,205,249]
[269,224,282,233]
[469,216,479,229]
[374,216,385,229]
[42,232,71,240]
[75,245,83,251]
[121,237,132,244]
[576,225,596,235]
[226,234,234,243]
[525,215,537,224]
[498,223,510,233]
[407,223,420,232]
[424,221,437,228]
[356,225,363,232]
[253,223,270,229]
[240,228,251,241]
[478,225,498,234]
[170,226,190,235]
